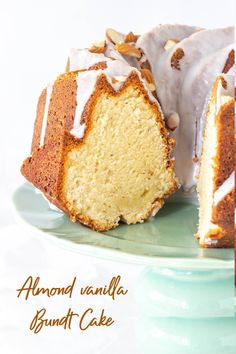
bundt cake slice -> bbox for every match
[21,60,179,231]
[197,75,235,247]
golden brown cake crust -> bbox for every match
[21,70,178,231]
[211,99,235,247]
[196,76,235,249]
[201,228,234,248]
[213,100,234,190]
[200,92,235,248]
[31,89,47,153]
[21,72,78,203]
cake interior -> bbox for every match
[197,96,232,245]
[62,85,176,230]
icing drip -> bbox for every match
[70,70,99,138]
[40,83,53,147]
[69,48,112,71]
[213,172,234,205]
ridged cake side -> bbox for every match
[197,76,235,248]
[21,70,179,231]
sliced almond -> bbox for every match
[113,75,127,82]
[140,68,154,84]
[106,28,124,44]
[166,112,180,131]
[164,39,179,51]
[140,60,151,71]
[146,82,156,92]
[89,40,106,54]
[124,31,139,43]
[89,46,105,54]
[115,43,142,58]
[140,68,156,92]
[93,40,106,48]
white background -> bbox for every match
[0,1,235,353]
[0,0,235,224]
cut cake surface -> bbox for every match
[21,68,178,231]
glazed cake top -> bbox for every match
[46,24,235,190]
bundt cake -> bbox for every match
[21,59,178,231]
[197,75,235,247]
[21,24,235,246]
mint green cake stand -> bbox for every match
[136,315,236,354]
[13,183,233,269]
[13,183,234,314]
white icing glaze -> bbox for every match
[68,48,112,71]
[227,64,236,75]
[40,83,53,147]
[70,70,99,138]
[105,59,133,76]
[137,24,201,62]
[138,26,234,189]
[69,44,139,73]
[213,172,234,205]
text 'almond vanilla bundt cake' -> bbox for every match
[21,24,235,246]
[21,59,179,231]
